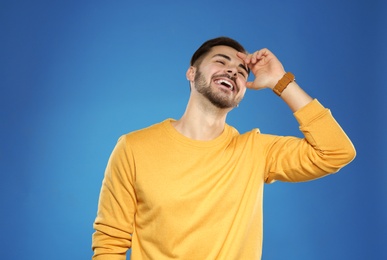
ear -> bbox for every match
[186,66,196,82]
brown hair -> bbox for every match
[190,37,248,68]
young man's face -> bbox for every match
[190,45,249,109]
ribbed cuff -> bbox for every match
[293,99,328,126]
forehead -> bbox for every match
[206,45,243,61]
[203,45,249,74]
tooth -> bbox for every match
[216,79,234,90]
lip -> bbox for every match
[212,76,238,93]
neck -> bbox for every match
[172,96,231,141]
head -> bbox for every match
[187,37,249,109]
[190,37,249,69]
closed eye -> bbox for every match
[216,60,225,65]
[238,71,247,79]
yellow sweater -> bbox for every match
[92,100,355,260]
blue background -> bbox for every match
[1,0,386,259]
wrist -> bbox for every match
[272,72,295,96]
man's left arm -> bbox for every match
[237,49,356,182]
[263,99,356,183]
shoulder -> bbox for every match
[125,120,169,139]
[118,119,172,146]
[231,126,282,149]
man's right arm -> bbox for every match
[92,136,136,259]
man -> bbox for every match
[92,37,356,259]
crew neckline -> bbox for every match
[162,119,233,148]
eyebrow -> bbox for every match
[212,54,249,75]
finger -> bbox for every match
[255,49,266,61]
[250,50,266,65]
[256,48,269,60]
[237,51,251,64]
[245,81,254,89]
[252,51,260,64]
[236,51,247,60]
[249,52,255,64]
[237,51,255,67]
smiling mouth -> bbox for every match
[213,77,236,92]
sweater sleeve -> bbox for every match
[92,135,136,259]
[264,99,356,183]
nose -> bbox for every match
[226,67,237,77]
